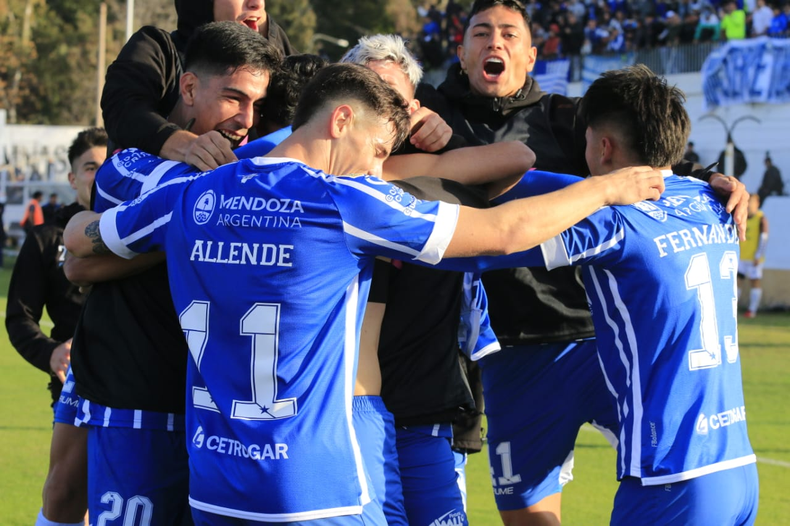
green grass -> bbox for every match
[0,257,787,524]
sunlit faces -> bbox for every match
[337,109,397,178]
[185,67,269,148]
[365,60,419,113]
[458,5,537,98]
[213,0,265,31]
[69,146,106,209]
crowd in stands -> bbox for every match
[415,0,790,68]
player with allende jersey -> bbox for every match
[64,63,665,523]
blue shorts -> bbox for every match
[191,501,386,525]
[480,340,619,510]
[396,424,467,526]
[352,396,407,526]
[611,463,759,525]
[88,426,192,525]
[53,366,82,426]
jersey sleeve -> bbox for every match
[328,176,459,265]
[492,170,583,204]
[95,149,200,213]
[541,206,623,269]
[99,175,196,259]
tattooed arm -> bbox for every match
[64,211,111,258]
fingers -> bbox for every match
[185,132,238,171]
[50,339,72,384]
[409,108,452,152]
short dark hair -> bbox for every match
[260,54,328,131]
[581,65,690,167]
[184,21,282,79]
[68,127,108,166]
[32,191,43,199]
[464,0,531,35]
[291,63,411,153]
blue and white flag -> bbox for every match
[702,37,790,110]
[581,53,636,94]
[533,59,571,95]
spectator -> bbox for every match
[679,10,700,43]
[751,0,774,35]
[567,0,587,19]
[758,156,785,205]
[684,141,700,163]
[542,23,563,57]
[607,27,627,51]
[695,6,721,41]
[41,193,61,225]
[721,0,747,40]
[658,10,682,45]
[585,18,611,53]
[768,5,788,36]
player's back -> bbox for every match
[106,156,458,520]
[574,175,754,484]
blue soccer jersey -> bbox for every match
[97,156,459,521]
[530,172,755,484]
[94,148,199,213]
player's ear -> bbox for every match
[68,171,77,191]
[329,104,354,139]
[601,136,615,166]
[180,72,199,107]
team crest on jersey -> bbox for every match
[194,190,216,225]
[632,201,668,222]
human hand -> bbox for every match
[409,107,452,152]
[600,166,666,206]
[709,172,749,241]
[50,338,72,383]
[183,131,239,171]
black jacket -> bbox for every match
[417,65,595,345]
[416,65,709,346]
[102,0,295,155]
[6,204,87,405]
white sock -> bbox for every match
[35,509,84,526]
[750,288,762,313]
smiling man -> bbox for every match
[62,23,280,526]
[102,0,294,171]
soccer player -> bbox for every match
[7,127,106,526]
[738,194,769,318]
[466,65,758,524]
[64,63,664,524]
[63,22,278,525]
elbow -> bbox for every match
[521,144,536,172]
[63,256,93,288]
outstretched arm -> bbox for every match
[444,166,665,258]
[383,141,535,199]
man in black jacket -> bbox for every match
[416,1,748,524]
[101,0,294,170]
[7,127,107,526]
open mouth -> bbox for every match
[483,58,505,79]
[243,18,259,32]
[219,130,245,149]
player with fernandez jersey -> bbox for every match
[64,63,665,524]
[738,194,769,318]
[467,65,757,524]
